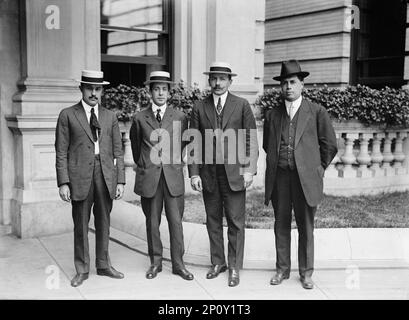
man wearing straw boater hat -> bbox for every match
[129,71,193,281]
[263,60,337,289]
[189,62,258,287]
[55,70,125,287]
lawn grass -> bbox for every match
[128,190,409,229]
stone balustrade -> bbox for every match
[119,120,409,198]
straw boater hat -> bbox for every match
[273,60,310,81]
[144,71,174,85]
[78,70,110,85]
[203,62,237,77]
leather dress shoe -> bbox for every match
[300,276,314,289]
[71,273,88,287]
[206,264,227,279]
[270,272,290,285]
[228,268,240,287]
[172,267,194,281]
[146,265,162,279]
[96,266,124,279]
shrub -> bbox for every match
[103,81,209,122]
[255,84,409,127]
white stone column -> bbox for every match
[370,132,385,177]
[392,131,408,174]
[173,0,265,103]
[6,0,101,238]
[340,133,358,178]
[356,133,372,177]
[381,132,396,176]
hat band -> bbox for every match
[209,66,232,73]
[150,76,171,82]
[81,76,104,83]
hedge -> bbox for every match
[255,84,409,127]
[103,83,409,127]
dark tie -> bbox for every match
[156,108,162,123]
[90,107,100,142]
[216,97,222,114]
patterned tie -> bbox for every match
[216,97,222,115]
[90,107,100,142]
[156,108,162,123]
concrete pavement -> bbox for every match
[1,229,409,300]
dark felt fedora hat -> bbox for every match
[273,60,310,81]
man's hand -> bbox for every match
[59,184,71,202]
[191,176,203,192]
[115,184,124,200]
[243,173,253,189]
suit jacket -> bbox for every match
[130,105,188,198]
[55,102,125,201]
[188,92,259,192]
[263,98,338,207]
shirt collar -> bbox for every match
[212,91,228,109]
[81,99,99,113]
[285,95,302,111]
[152,102,167,115]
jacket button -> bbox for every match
[89,162,92,165]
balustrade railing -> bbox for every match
[119,121,409,197]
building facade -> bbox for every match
[264,0,409,89]
[0,0,265,238]
[1,0,409,238]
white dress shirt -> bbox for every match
[285,95,302,120]
[81,100,100,155]
[212,91,228,113]
[152,102,167,120]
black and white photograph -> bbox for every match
[0,0,409,310]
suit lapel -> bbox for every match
[161,106,173,131]
[98,106,108,144]
[73,102,94,143]
[294,99,311,148]
[144,106,160,130]
[274,104,285,153]
[204,96,216,129]
[222,93,236,130]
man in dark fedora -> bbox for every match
[55,70,125,287]
[129,71,193,281]
[263,60,337,289]
[189,62,258,287]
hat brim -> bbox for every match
[273,71,309,81]
[203,71,237,76]
[78,80,110,85]
[144,80,175,85]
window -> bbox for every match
[350,0,406,88]
[100,0,172,87]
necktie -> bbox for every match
[288,102,294,120]
[90,107,100,142]
[156,108,162,123]
[216,97,222,114]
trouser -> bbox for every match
[72,154,112,274]
[141,172,185,270]
[271,167,316,278]
[203,165,246,269]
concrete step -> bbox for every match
[0,224,12,236]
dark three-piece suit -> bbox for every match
[189,92,258,269]
[263,98,337,277]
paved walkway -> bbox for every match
[1,230,409,300]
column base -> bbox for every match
[11,199,72,238]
